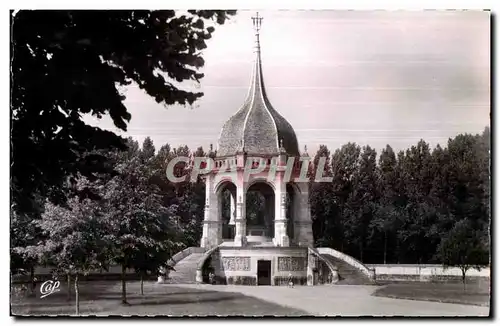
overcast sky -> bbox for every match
[85,10,490,155]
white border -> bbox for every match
[2,1,497,325]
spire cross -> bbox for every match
[252,12,263,33]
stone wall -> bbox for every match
[367,264,490,283]
[212,247,308,286]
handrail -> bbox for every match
[167,246,206,268]
[308,247,338,283]
[196,245,220,270]
[317,247,375,280]
[195,245,221,283]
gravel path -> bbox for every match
[165,284,490,317]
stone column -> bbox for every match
[229,192,236,225]
[307,251,316,286]
[294,181,314,247]
[200,175,221,248]
[234,182,247,246]
[273,173,289,247]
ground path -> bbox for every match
[164,283,490,317]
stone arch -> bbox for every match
[245,180,275,240]
[287,182,302,195]
[215,178,237,195]
[215,180,237,240]
[244,178,276,193]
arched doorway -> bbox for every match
[246,182,275,242]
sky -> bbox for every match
[84,10,490,155]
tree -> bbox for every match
[327,143,361,251]
[140,137,156,161]
[370,145,398,264]
[396,140,436,263]
[309,145,335,247]
[343,146,378,262]
[11,209,42,295]
[11,10,236,214]
[436,219,489,290]
[102,140,180,304]
[27,192,110,315]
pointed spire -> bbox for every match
[302,144,309,157]
[252,12,263,36]
[248,12,266,100]
[215,12,300,157]
[279,138,286,153]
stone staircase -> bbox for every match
[166,252,205,284]
[319,253,374,285]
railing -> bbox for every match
[196,245,221,283]
[167,246,206,268]
[316,247,375,280]
[308,247,338,284]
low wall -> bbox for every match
[367,264,490,283]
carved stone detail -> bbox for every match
[278,257,306,271]
[222,257,251,271]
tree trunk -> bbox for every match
[140,273,144,296]
[74,274,80,316]
[462,268,467,292]
[359,242,363,262]
[383,231,387,265]
[396,239,400,264]
[67,273,71,301]
[121,265,127,304]
[29,266,35,295]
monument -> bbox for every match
[159,13,374,287]
[197,13,316,286]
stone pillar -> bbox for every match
[307,252,316,286]
[229,192,236,225]
[157,267,167,283]
[195,269,203,283]
[234,182,247,246]
[294,182,314,247]
[200,175,221,248]
[273,173,289,247]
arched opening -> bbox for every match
[217,181,236,240]
[246,182,275,242]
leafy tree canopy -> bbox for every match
[11,10,236,214]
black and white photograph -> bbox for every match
[8,3,492,318]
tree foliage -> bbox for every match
[436,218,489,288]
[11,9,236,214]
[310,128,490,264]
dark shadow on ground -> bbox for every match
[11,281,308,316]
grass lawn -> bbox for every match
[11,280,307,317]
[372,281,490,307]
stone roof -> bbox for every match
[216,34,300,158]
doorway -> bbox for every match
[257,260,272,285]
